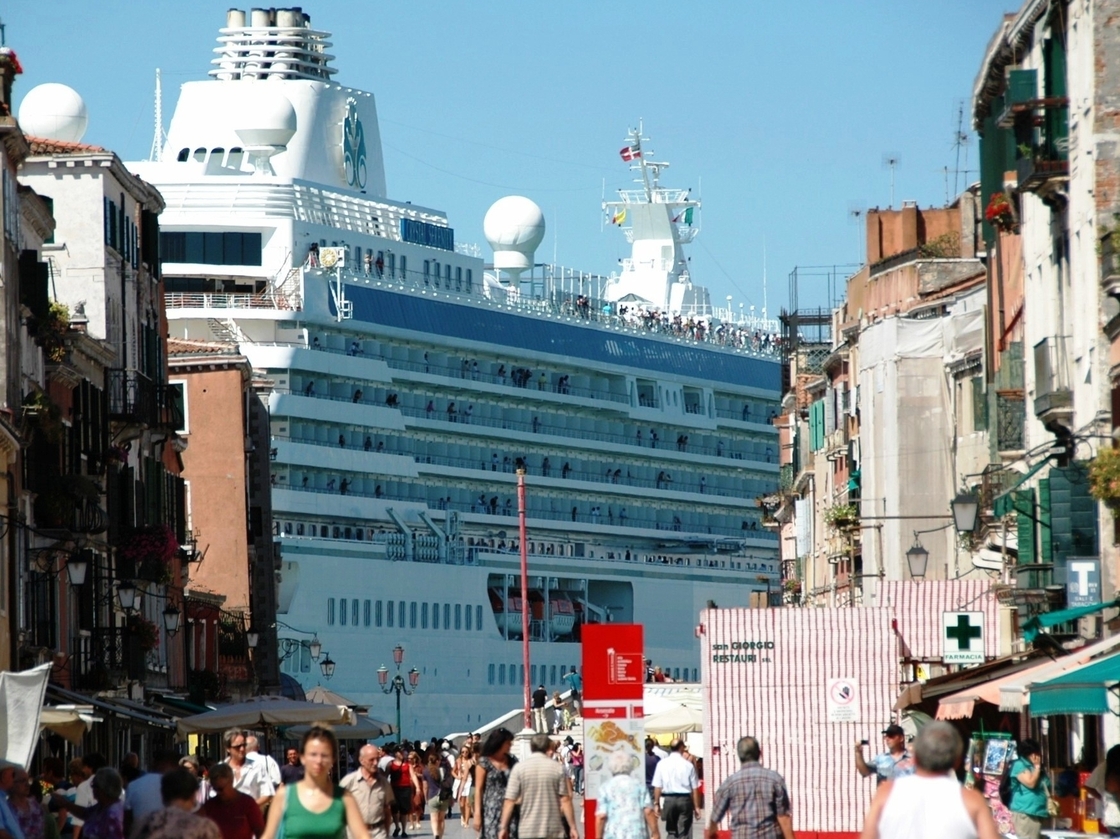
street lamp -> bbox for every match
[951,492,980,535]
[162,604,181,636]
[117,581,140,613]
[65,552,88,587]
[309,635,322,661]
[377,645,419,739]
[319,652,336,680]
[246,631,259,649]
[906,538,929,580]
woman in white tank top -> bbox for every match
[860,723,1000,839]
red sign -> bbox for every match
[582,624,644,839]
[582,623,644,701]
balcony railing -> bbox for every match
[70,627,143,690]
[996,392,1025,452]
[1033,336,1073,421]
[107,369,184,429]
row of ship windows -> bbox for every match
[485,664,698,686]
[327,598,485,632]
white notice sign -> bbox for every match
[942,611,984,664]
[826,677,860,723]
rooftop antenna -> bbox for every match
[0,17,6,47]
[882,153,901,209]
[951,100,970,200]
[148,68,166,162]
[762,237,768,321]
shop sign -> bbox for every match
[942,611,984,664]
[1066,557,1101,607]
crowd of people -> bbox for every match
[613,305,782,356]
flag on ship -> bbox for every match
[620,144,641,161]
[611,208,627,225]
[672,207,695,225]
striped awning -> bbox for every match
[1027,652,1120,716]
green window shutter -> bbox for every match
[1049,464,1099,569]
[1038,478,1052,564]
[1013,488,1036,566]
[972,376,988,431]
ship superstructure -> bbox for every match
[130,7,782,734]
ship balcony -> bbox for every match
[1032,336,1073,429]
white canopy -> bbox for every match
[176,695,354,737]
[0,664,51,769]
[287,715,394,740]
[643,704,703,734]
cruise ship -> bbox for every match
[130,7,782,735]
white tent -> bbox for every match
[176,695,353,737]
[643,705,702,734]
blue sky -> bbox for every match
[7,1,1011,313]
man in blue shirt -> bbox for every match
[563,670,582,716]
[855,725,914,785]
[0,764,26,839]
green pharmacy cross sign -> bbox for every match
[942,611,984,664]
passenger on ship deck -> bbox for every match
[304,380,315,396]
[353,389,362,402]
[447,403,456,421]
[339,479,350,496]
[562,463,571,479]
[541,457,551,477]
[364,437,372,451]
[427,400,435,417]
[339,434,346,448]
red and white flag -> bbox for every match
[619,144,641,161]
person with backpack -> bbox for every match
[1005,739,1051,839]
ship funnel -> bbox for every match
[227,8,246,27]
[484,196,545,283]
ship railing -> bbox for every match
[267,385,775,463]
[467,547,778,577]
[165,292,300,311]
[305,264,783,360]
[273,429,742,496]
[273,482,776,541]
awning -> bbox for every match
[992,459,1051,518]
[45,686,176,730]
[40,707,101,745]
[936,634,1120,719]
[894,653,1048,711]
[149,694,213,716]
[1021,600,1120,643]
[1028,652,1120,716]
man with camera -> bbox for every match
[855,725,914,786]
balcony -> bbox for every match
[1017,149,1069,195]
[70,627,144,690]
[107,369,184,430]
[824,427,848,461]
[1033,336,1073,429]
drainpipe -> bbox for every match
[385,508,413,562]
[418,512,448,563]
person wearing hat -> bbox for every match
[855,725,913,785]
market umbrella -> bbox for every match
[287,715,395,740]
[305,686,363,708]
[176,695,354,738]
[643,705,703,735]
[40,707,100,745]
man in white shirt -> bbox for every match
[245,736,282,789]
[222,729,274,809]
[651,739,700,839]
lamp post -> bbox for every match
[377,644,419,740]
[319,652,336,680]
[905,537,929,580]
[162,604,181,636]
[951,492,980,535]
[117,581,140,613]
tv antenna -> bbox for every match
[951,99,971,200]
[848,200,867,264]
[148,68,167,163]
[882,153,901,208]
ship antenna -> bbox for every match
[762,237,768,321]
[148,68,166,162]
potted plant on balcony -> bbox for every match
[824,503,859,530]
[33,302,71,364]
[118,524,178,584]
[129,615,160,653]
[1089,447,1120,514]
[985,192,1019,234]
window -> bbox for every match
[375,601,383,627]
[410,601,417,629]
[387,601,394,627]
[488,664,495,685]
[432,603,440,629]
[455,604,462,630]
[424,260,431,284]
[456,266,463,291]
[399,601,406,628]
[177,148,189,162]
[339,598,347,625]
[550,665,557,685]
[444,264,452,285]
[300,645,310,673]
[531,665,537,685]
[327,598,336,625]
[421,603,429,629]
[443,604,450,629]
[466,268,473,293]
[352,599,359,626]
[465,604,473,631]
[387,253,396,277]
[673,667,680,681]
[160,231,263,266]
[167,380,188,434]
[476,605,483,631]
[499,664,505,685]
[364,600,371,626]
[693,668,699,681]
[399,255,407,279]
[510,663,516,684]
[520,665,525,685]
[434,262,441,287]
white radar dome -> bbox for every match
[231,84,297,148]
[484,196,545,274]
[18,83,89,143]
